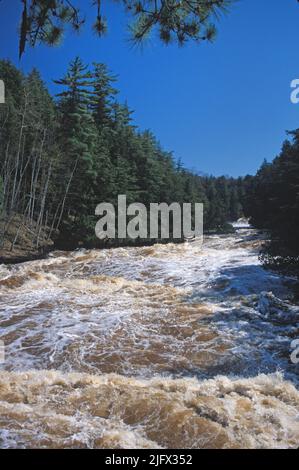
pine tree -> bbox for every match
[246,133,299,279]
[16,1,234,57]
[54,57,98,245]
[0,58,248,252]
[90,63,118,128]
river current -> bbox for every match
[0,227,298,448]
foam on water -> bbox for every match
[0,370,298,449]
[0,229,298,448]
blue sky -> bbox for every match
[0,0,299,177]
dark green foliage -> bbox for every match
[14,1,233,57]
[53,57,99,244]
[0,60,60,249]
[0,58,246,250]
[245,133,299,278]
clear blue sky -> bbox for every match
[1,0,299,177]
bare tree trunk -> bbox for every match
[10,88,28,213]
[36,161,52,248]
[55,159,78,231]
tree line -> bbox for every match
[244,132,299,280]
[0,58,246,251]
[2,57,297,282]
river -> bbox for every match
[0,228,298,448]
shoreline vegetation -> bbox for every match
[1,58,298,281]
[0,58,247,263]
[0,213,53,264]
[0,214,237,265]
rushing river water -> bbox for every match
[0,228,298,449]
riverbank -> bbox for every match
[0,214,54,264]
[0,214,239,265]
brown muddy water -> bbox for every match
[0,229,298,448]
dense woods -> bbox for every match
[0,58,246,254]
[245,132,299,280]
[1,57,298,283]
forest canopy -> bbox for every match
[1,57,298,284]
[0,58,245,252]
[244,132,299,280]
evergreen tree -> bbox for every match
[246,132,299,279]
[90,63,118,128]
[54,57,98,244]
[1,58,248,252]
[15,1,234,58]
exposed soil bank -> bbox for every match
[0,214,54,264]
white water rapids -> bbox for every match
[0,228,298,448]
